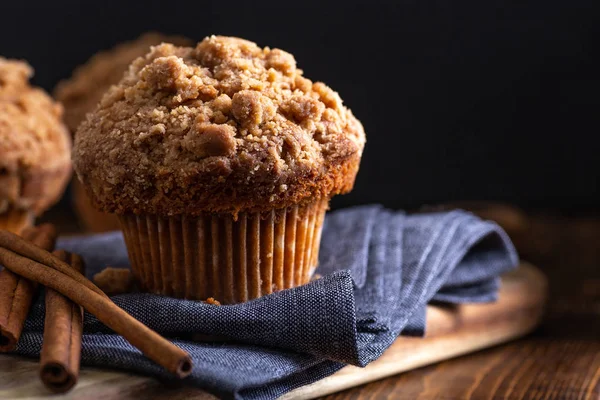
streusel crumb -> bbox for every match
[74,36,365,216]
[0,58,71,214]
[93,267,137,296]
[204,297,221,306]
[54,32,192,132]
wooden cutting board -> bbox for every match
[0,263,547,400]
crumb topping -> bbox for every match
[204,297,221,306]
[74,36,365,215]
[0,58,71,172]
[0,58,72,214]
[54,32,192,132]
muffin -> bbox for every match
[0,58,71,234]
[73,36,366,303]
[54,32,192,233]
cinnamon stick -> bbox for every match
[0,230,108,299]
[0,225,57,352]
[0,248,192,378]
[40,250,84,393]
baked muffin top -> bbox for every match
[0,58,72,214]
[54,32,192,133]
[74,36,366,216]
[0,58,71,173]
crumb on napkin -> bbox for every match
[93,267,136,296]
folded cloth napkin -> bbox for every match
[16,205,518,400]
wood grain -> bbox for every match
[283,264,546,400]
[0,263,546,399]
[323,340,600,400]
[28,206,600,399]
[323,209,600,400]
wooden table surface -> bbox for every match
[39,204,600,399]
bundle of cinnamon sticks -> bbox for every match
[0,225,192,393]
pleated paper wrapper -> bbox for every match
[119,199,328,304]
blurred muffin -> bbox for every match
[54,32,192,233]
[55,32,193,132]
[74,36,366,303]
[0,58,71,233]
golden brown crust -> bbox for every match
[0,58,72,214]
[54,32,193,133]
[74,36,366,216]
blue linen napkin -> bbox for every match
[14,205,518,400]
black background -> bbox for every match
[2,0,598,212]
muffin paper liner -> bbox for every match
[119,199,328,304]
[0,209,34,234]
